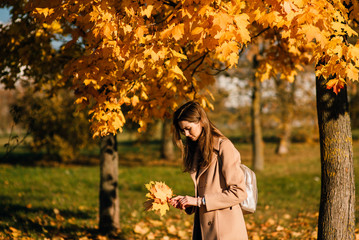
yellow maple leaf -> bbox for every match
[84,79,98,86]
[227,52,239,67]
[170,49,187,60]
[103,24,112,39]
[213,12,233,30]
[234,14,249,30]
[191,27,204,35]
[300,24,321,42]
[300,24,328,48]
[282,0,299,14]
[43,21,63,34]
[217,41,239,59]
[34,7,54,18]
[144,181,173,216]
[131,95,140,106]
[348,45,359,62]
[169,65,185,80]
[141,5,154,18]
[75,97,88,104]
[346,63,359,82]
[171,24,184,41]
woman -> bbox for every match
[169,101,248,240]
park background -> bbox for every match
[0,1,359,240]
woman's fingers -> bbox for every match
[169,196,184,209]
[169,195,197,209]
[179,196,196,209]
[171,195,183,201]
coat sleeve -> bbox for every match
[204,139,247,211]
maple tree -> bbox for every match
[27,0,252,137]
[25,0,359,138]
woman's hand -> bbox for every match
[169,195,198,210]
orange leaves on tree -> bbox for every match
[346,63,359,82]
[233,14,251,42]
[191,27,204,35]
[28,0,359,135]
[29,0,254,137]
[144,181,173,216]
[171,24,185,41]
[140,5,154,18]
[299,25,328,48]
[216,41,240,67]
[33,7,54,18]
[281,0,299,15]
[213,12,233,31]
[326,78,346,95]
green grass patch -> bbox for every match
[0,141,358,239]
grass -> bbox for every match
[0,140,358,239]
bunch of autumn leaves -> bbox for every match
[144,181,174,216]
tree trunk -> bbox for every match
[276,122,291,155]
[160,119,175,161]
[251,56,264,171]
[316,74,355,239]
[99,134,120,234]
[275,79,295,155]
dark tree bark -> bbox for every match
[251,55,264,171]
[316,74,355,239]
[160,119,175,161]
[99,134,120,233]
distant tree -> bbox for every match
[0,89,16,134]
[160,119,175,161]
[274,77,296,155]
[251,54,265,171]
[349,83,359,129]
[11,88,93,162]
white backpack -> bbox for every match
[217,140,258,214]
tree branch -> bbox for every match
[206,65,230,76]
[162,0,177,7]
[191,52,208,77]
[183,53,208,72]
[252,27,270,39]
[1,124,30,161]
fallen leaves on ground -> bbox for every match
[131,210,331,240]
[133,217,191,240]
[1,207,358,239]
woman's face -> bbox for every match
[178,120,202,141]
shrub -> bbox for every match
[11,89,95,162]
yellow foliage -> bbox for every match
[28,0,359,137]
[34,7,54,18]
[43,21,63,34]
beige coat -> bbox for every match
[185,137,248,240]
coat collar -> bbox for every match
[213,135,221,152]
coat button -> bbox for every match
[208,221,212,226]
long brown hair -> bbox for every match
[172,101,223,172]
